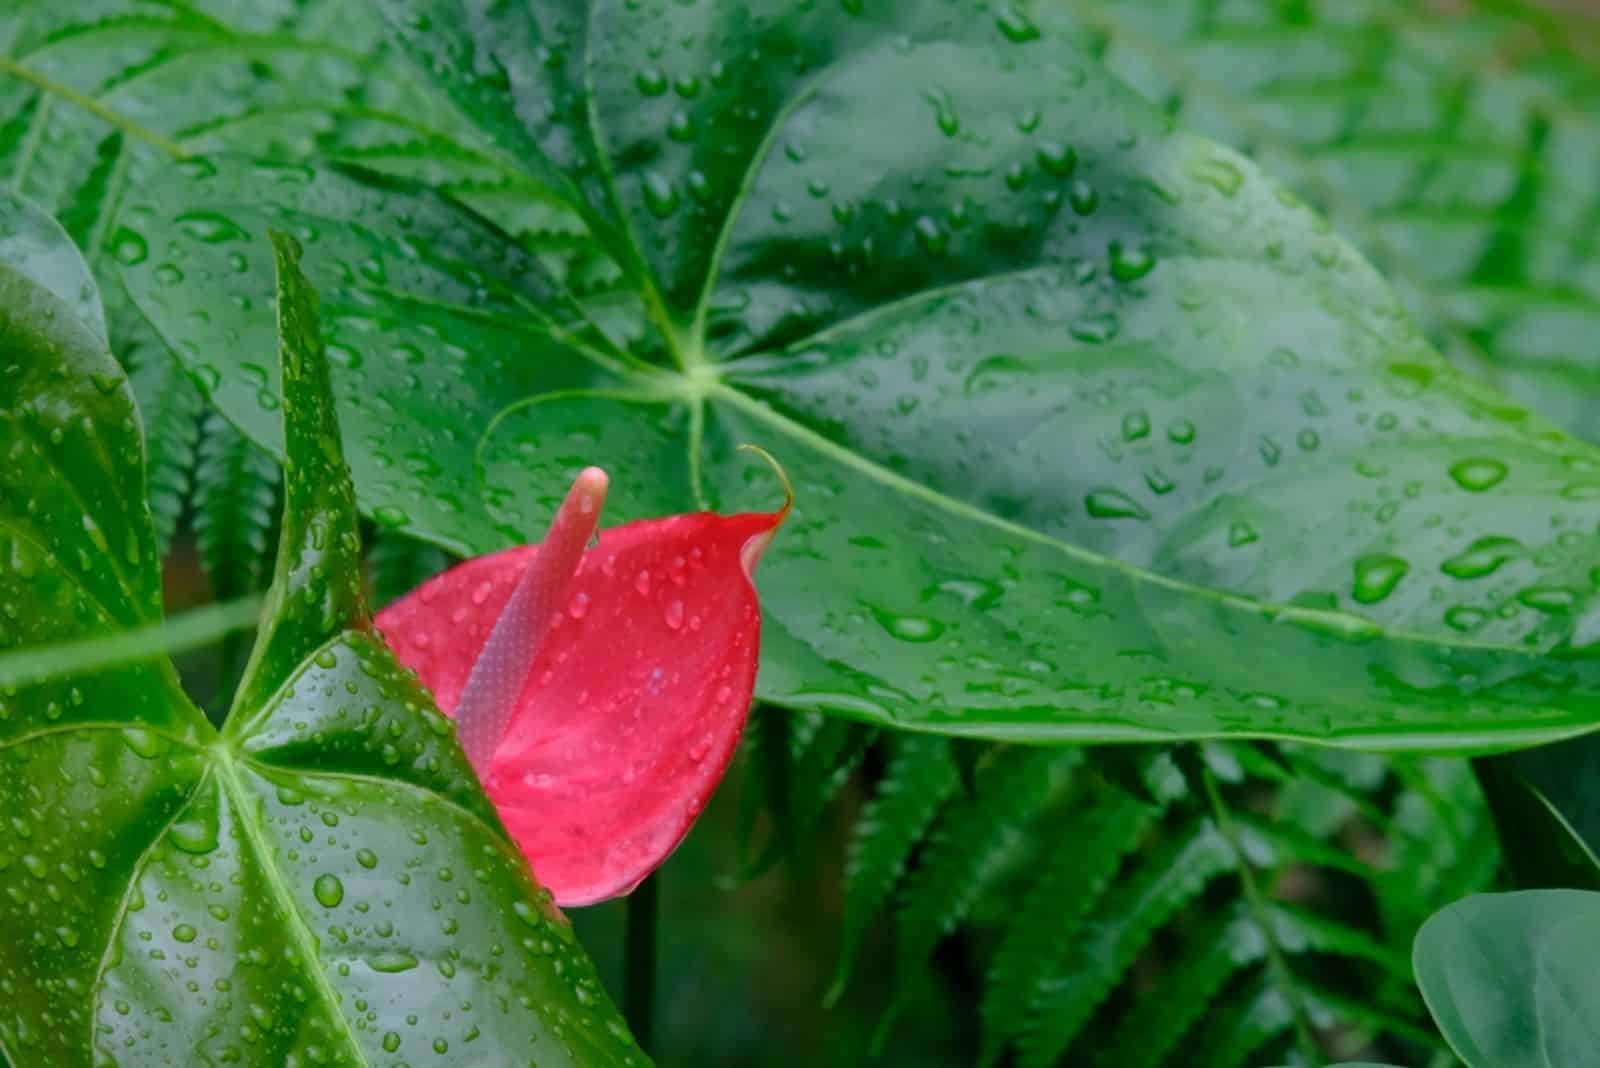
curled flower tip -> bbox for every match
[453,466,609,774]
[736,444,791,574]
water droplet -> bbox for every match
[568,592,590,620]
[1069,312,1119,344]
[1440,536,1521,580]
[176,211,247,243]
[873,609,945,643]
[1036,141,1077,178]
[1352,554,1409,604]
[1448,457,1508,493]
[1518,586,1576,613]
[1085,488,1149,520]
[1121,410,1150,441]
[374,505,409,529]
[664,599,685,630]
[636,69,667,95]
[356,848,378,870]
[643,173,678,218]
[172,924,197,944]
[368,950,420,973]
[110,228,147,265]
[1190,155,1244,197]
[314,873,344,908]
[1109,241,1155,282]
[994,5,1040,42]
[170,816,218,854]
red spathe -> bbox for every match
[376,508,781,906]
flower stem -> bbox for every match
[624,873,659,1052]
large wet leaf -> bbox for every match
[0,232,643,1064]
[1414,890,1600,1068]
[1059,0,1600,444]
[119,2,1600,748]
[0,0,625,539]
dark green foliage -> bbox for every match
[122,323,203,555]
[194,411,280,601]
[367,530,455,609]
[750,735,1500,1068]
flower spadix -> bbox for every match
[376,465,788,905]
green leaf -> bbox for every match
[1060,0,1600,444]
[1477,740,1600,890]
[0,184,104,340]
[117,2,1600,748]
[1414,890,1600,1068]
[0,235,643,1064]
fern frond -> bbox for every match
[367,530,453,608]
[121,321,202,555]
[892,748,1082,993]
[979,785,1157,1065]
[787,735,1485,1067]
[1183,974,1293,1068]
[1018,817,1236,1068]
[787,716,875,848]
[742,710,874,878]
[1093,907,1267,1068]
[828,733,960,1005]
[194,412,279,601]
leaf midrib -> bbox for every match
[211,748,372,1067]
[708,381,1570,661]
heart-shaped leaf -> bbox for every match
[119,3,1600,749]
[1414,890,1600,1068]
[0,229,643,1064]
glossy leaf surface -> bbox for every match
[1414,890,1600,1068]
[0,233,643,1065]
[1061,0,1600,444]
[117,2,1600,747]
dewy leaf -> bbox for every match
[375,464,787,905]
[0,236,644,1064]
[0,184,105,341]
[1414,890,1600,1068]
[121,159,619,554]
[1056,0,1600,444]
[121,2,1600,748]
[0,0,628,508]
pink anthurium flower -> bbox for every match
[375,463,788,906]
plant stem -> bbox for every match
[1201,770,1322,1067]
[624,872,659,1053]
